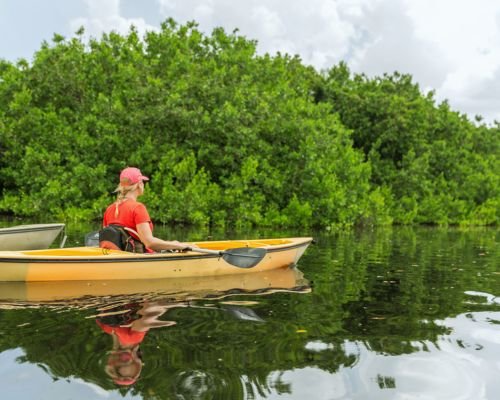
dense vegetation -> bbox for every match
[0,20,498,228]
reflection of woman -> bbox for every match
[97,301,187,386]
[97,319,147,386]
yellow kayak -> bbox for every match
[0,237,313,282]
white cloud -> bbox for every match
[251,6,286,38]
[4,0,494,123]
[156,0,376,69]
[70,0,158,40]
[155,0,500,122]
[404,0,500,121]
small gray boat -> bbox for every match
[0,223,66,251]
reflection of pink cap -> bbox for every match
[114,378,137,386]
[119,167,149,185]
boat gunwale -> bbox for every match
[0,237,313,264]
[0,223,65,235]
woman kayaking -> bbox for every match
[101,166,195,253]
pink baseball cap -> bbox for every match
[119,167,149,185]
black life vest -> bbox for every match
[99,225,146,253]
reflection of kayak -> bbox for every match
[0,266,310,304]
[0,223,65,251]
[0,237,312,282]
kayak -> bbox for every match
[0,266,310,304]
[0,237,313,282]
[0,223,66,251]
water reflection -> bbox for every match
[95,301,181,386]
[93,298,269,387]
[0,266,310,395]
[349,311,500,400]
[0,227,498,399]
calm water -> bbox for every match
[0,223,498,400]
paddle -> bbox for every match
[191,304,265,321]
[185,246,267,269]
[84,230,266,268]
[221,304,265,322]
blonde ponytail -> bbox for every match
[113,183,139,217]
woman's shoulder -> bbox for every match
[106,199,149,217]
[124,200,149,215]
[128,199,147,209]
[104,202,117,214]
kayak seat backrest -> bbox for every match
[99,225,128,251]
[99,225,146,253]
[99,240,121,251]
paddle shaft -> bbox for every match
[186,246,267,268]
[85,229,266,268]
[186,247,261,258]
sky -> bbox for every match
[1,0,500,124]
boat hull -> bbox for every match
[0,223,65,251]
[0,237,313,282]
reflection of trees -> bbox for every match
[0,227,497,398]
[302,227,498,357]
[0,309,108,387]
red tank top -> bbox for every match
[103,199,153,239]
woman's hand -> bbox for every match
[168,240,193,251]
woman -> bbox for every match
[102,166,193,252]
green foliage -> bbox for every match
[0,21,498,227]
[144,149,222,226]
[321,63,499,226]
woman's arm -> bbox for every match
[135,222,192,251]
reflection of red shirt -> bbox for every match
[96,320,147,346]
[103,199,153,239]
